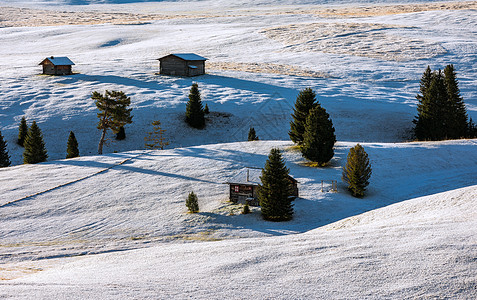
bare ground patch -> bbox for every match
[1,1,476,27]
[261,23,447,61]
[208,62,328,78]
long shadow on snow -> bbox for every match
[45,158,216,184]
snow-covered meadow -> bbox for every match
[0,0,476,298]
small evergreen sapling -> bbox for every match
[0,130,11,167]
[342,144,372,198]
[259,148,294,221]
[23,121,48,164]
[115,126,126,140]
[204,103,210,114]
[17,116,28,147]
[66,131,79,159]
[248,127,259,141]
[242,203,251,214]
[301,105,336,165]
[185,83,205,129]
[145,120,169,150]
[186,191,199,213]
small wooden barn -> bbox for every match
[157,53,207,76]
[39,56,75,75]
[225,168,298,206]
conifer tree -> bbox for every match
[23,121,48,164]
[342,144,372,198]
[301,105,336,165]
[115,126,126,140]
[259,148,294,221]
[17,116,28,147]
[0,130,11,167]
[145,120,169,150]
[248,127,259,141]
[414,65,471,140]
[444,64,468,139]
[93,90,133,154]
[204,103,210,114]
[289,88,318,145]
[186,191,199,213]
[66,131,79,159]
[185,83,205,129]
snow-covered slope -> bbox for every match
[0,1,476,165]
[1,139,476,277]
[1,181,476,298]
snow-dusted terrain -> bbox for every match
[0,0,476,298]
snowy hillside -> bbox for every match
[1,0,477,298]
[0,0,476,165]
[1,155,476,297]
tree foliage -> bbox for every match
[289,88,318,145]
[204,103,210,114]
[248,127,259,141]
[186,191,199,213]
[342,144,372,198]
[145,120,169,150]
[93,90,133,154]
[259,148,294,221]
[414,65,471,140]
[66,131,79,159]
[185,83,205,129]
[23,121,48,164]
[0,130,11,167]
[301,105,336,165]
[17,116,28,147]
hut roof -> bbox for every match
[39,56,75,66]
[226,168,262,186]
[158,53,207,61]
[225,168,298,186]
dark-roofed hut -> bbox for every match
[39,56,75,75]
[157,53,207,77]
[225,168,298,206]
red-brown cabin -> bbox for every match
[39,56,75,75]
[225,168,298,206]
[157,53,207,77]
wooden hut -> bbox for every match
[225,168,298,206]
[157,53,207,76]
[39,56,75,75]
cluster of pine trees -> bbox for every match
[414,65,476,140]
[289,88,336,166]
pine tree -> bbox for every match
[259,148,294,221]
[248,127,259,141]
[93,90,133,154]
[17,116,28,147]
[414,65,471,140]
[144,120,169,150]
[0,130,11,167]
[342,144,372,198]
[23,121,48,164]
[204,103,210,114]
[301,105,336,165]
[444,64,468,139]
[289,88,318,145]
[186,191,199,213]
[66,131,79,159]
[468,118,477,138]
[185,83,205,129]
[115,126,126,140]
